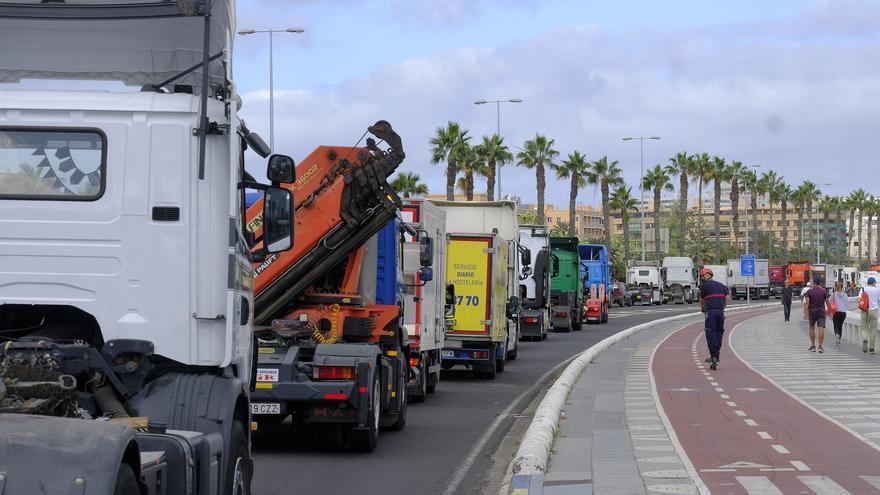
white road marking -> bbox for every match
[734,410,747,417]
[790,461,809,471]
[745,419,759,426]
[715,387,725,392]
[771,444,790,454]
[735,476,784,495]
[710,381,719,386]
[860,476,880,489]
[727,401,738,407]
[720,394,730,399]
[757,431,772,440]
[797,475,851,494]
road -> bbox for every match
[251,299,762,495]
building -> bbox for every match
[426,192,491,202]
[540,204,604,239]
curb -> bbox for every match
[505,302,780,495]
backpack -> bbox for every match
[859,290,870,312]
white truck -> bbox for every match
[727,258,771,299]
[662,257,697,304]
[434,201,521,378]
[0,1,292,493]
[399,198,450,401]
[518,225,552,340]
[704,264,729,287]
[626,260,665,305]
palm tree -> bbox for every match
[454,144,486,201]
[777,182,792,262]
[740,168,760,253]
[390,172,429,198]
[609,186,638,266]
[727,161,744,246]
[835,196,847,264]
[516,134,559,225]
[519,211,540,225]
[552,151,589,237]
[866,196,877,266]
[691,152,712,232]
[474,134,513,201]
[665,151,692,256]
[708,156,728,263]
[847,190,868,264]
[760,170,781,263]
[642,164,674,260]
[586,155,624,251]
[430,121,470,201]
[819,195,837,263]
[792,184,809,257]
[800,181,821,260]
[550,221,571,238]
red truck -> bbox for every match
[787,261,812,291]
[770,265,785,298]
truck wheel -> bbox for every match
[411,361,427,403]
[426,371,438,394]
[350,373,381,452]
[389,386,407,431]
[601,305,608,323]
[507,337,518,361]
[495,355,506,373]
[224,421,251,495]
[114,464,140,495]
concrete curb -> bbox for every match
[505,302,780,495]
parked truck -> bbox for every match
[769,265,785,298]
[434,201,521,378]
[704,264,729,287]
[518,225,552,340]
[627,260,665,305]
[398,198,450,401]
[662,257,697,304]
[811,264,828,287]
[551,237,584,331]
[0,1,293,492]
[579,244,611,323]
[248,122,411,452]
[728,258,770,299]
[787,261,812,291]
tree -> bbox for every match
[586,155,624,251]
[819,195,837,263]
[609,186,638,266]
[550,221,571,238]
[641,164,674,260]
[552,151,589,237]
[708,156,728,263]
[834,196,847,264]
[454,144,486,201]
[776,182,792,262]
[390,172,428,198]
[847,190,868,265]
[518,210,540,225]
[740,168,760,253]
[430,121,470,201]
[799,181,821,260]
[792,184,809,256]
[866,196,877,266]
[728,161,744,246]
[691,153,712,235]
[516,134,559,225]
[474,134,513,201]
[665,151,692,256]
[760,170,781,263]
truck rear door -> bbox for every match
[446,235,493,336]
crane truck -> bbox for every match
[518,225,552,340]
[247,122,411,452]
[0,1,293,493]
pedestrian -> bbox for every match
[699,267,728,370]
[801,281,812,321]
[782,280,793,322]
[859,277,880,354]
[805,278,831,353]
[831,281,848,346]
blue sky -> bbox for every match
[234,0,880,205]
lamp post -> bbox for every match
[474,98,522,200]
[622,136,661,261]
[238,27,305,152]
[817,182,832,264]
[743,164,761,306]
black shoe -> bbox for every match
[709,358,718,370]
[818,346,824,353]
[705,357,712,364]
[871,349,876,355]
[808,346,816,352]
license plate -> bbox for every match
[441,350,454,358]
[256,368,278,382]
[251,403,281,415]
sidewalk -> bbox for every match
[540,308,880,495]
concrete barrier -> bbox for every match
[506,302,780,495]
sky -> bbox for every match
[233,0,880,207]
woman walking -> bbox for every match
[832,281,849,346]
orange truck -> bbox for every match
[246,121,414,452]
[787,261,812,290]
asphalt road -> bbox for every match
[251,300,761,495]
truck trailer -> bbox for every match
[550,237,584,331]
[770,265,785,298]
[579,244,611,323]
[0,1,292,492]
[518,225,552,340]
[434,201,521,378]
[703,264,729,287]
[662,257,697,304]
[787,261,812,291]
[728,258,771,299]
[627,260,665,305]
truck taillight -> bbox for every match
[469,351,489,360]
[410,357,420,366]
[525,317,538,324]
[313,366,355,380]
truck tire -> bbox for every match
[389,386,407,431]
[507,336,518,361]
[601,304,608,323]
[350,373,381,452]
[426,370,438,394]
[225,421,251,495]
[114,463,139,495]
[411,360,427,403]
[495,355,505,373]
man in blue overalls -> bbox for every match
[699,267,728,370]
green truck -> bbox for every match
[550,237,583,332]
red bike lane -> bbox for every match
[652,312,880,494]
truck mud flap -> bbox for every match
[356,361,371,427]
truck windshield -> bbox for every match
[0,128,104,200]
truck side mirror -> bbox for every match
[419,266,433,283]
[244,129,271,158]
[445,284,456,318]
[420,237,434,267]
[267,154,295,183]
[551,256,560,278]
[506,296,520,319]
[263,186,293,253]
[521,248,531,268]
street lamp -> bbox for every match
[474,98,523,199]
[238,27,305,152]
[817,182,831,264]
[742,164,761,306]
[622,136,661,261]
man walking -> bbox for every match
[805,278,831,353]
[860,277,880,354]
[700,267,728,370]
[782,280,793,322]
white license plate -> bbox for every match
[441,350,455,358]
[256,368,279,382]
[251,403,281,415]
